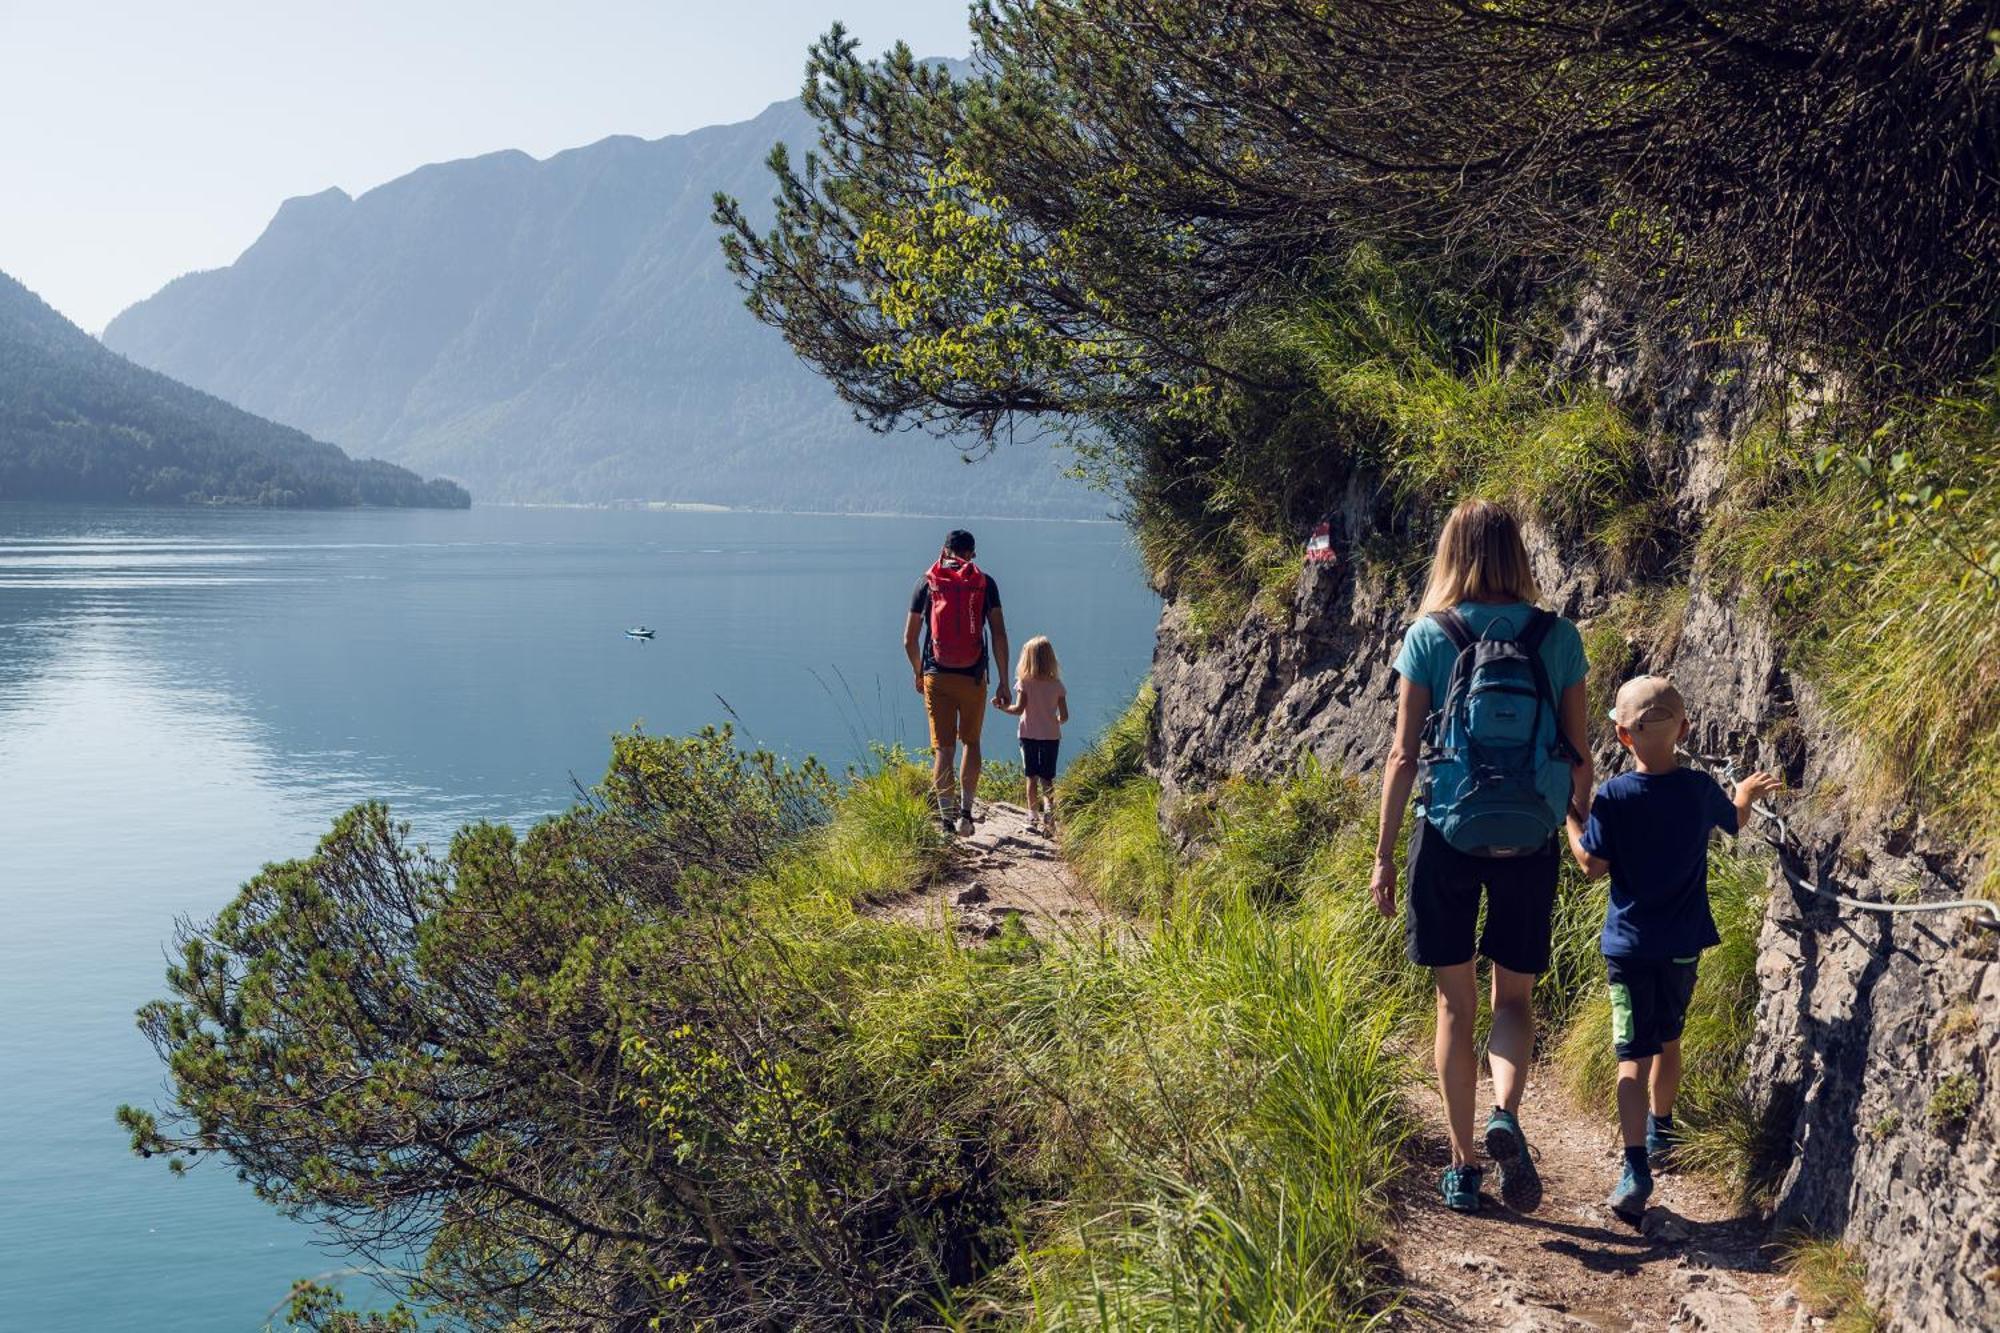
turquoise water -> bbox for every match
[0,502,1159,1330]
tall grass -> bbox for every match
[1277,261,1642,541]
[995,894,1416,1330]
[760,749,949,909]
[1704,373,2000,891]
[1130,247,1645,635]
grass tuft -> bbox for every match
[1779,1236,1882,1333]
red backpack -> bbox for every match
[925,559,988,669]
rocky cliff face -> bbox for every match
[1144,323,2000,1329]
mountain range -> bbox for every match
[0,270,466,508]
[102,90,1096,517]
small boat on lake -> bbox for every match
[625,626,656,640]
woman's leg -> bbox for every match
[1487,964,1536,1114]
[1434,961,1480,1166]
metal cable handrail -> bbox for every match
[1676,748,2000,929]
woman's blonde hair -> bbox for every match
[1017,635,1061,682]
[1417,498,1539,614]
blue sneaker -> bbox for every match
[1646,1114,1678,1172]
[1607,1160,1653,1224]
[1440,1164,1484,1213]
[1483,1108,1543,1212]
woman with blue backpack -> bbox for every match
[1369,498,1592,1215]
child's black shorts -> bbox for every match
[1404,817,1560,975]
[1605,955,1700,1060]
[1020,738,1060,781]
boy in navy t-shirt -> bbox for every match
[1563,675,1780,1223]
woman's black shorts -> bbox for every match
[1020,737,1060,780]
[1404,817,1560,974]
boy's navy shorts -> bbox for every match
[1404,817,1560,975]
[1605,955,1700,1060]
[1020,738,1060,781]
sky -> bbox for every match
[1,1,972,332]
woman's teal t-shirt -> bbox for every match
[1392,601,1587,704]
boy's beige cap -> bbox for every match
[1609,675,1685,730]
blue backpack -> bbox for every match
[1418,608,1580,857]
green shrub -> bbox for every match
[1928,1072,1980,1139]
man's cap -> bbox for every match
[944,529,976,555]
[1609,675,1685,730]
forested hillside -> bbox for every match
[100,82,1095,516]
[0,271,467,508]
[122,7,2000,1330]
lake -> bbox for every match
[0,502,1160,1330]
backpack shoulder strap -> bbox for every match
[1516,607,1557,655]
[1516,609,1585,763]
[1430,609,1476,653]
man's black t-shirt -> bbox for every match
[910,567,1001,678]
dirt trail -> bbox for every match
[1389,1074,1794,1331]
[874,799,1112,942]
[876,812,1802,1330]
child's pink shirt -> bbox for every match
[1015,677,1066,741]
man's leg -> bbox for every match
[1434,961,1480,1168]
[959,738,983,811]
[931,744,955,805]
[955,674,986,817]
[1487,964,1536,1113]
[922,675,959,822]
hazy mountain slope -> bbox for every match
[103,98,1095,516]
[0,270,466,507]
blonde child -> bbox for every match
[1563,675,1781,1223]
[1000,636,1068,836]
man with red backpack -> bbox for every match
[904,529,1011,835]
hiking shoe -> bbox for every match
[957,808,976,837]
[1440,1164,1483,1213]
[1607,1161,1653,1224]
[1483,1108,1543,1212]
[1024,817,1044,837]
[1646,1114,1678,1172]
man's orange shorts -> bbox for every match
[923,671,987,752]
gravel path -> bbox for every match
[873,799,1114,942]
[1388,1071,1794,1331]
